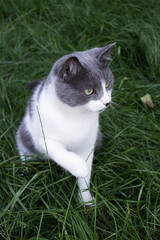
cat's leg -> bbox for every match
[38,138,89,178]
[77,149,95,205]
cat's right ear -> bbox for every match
[60,57,83,81]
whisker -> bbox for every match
[110,104,116,111]
[111,95,117,99]
[111,101,119,106]
[110,101,118,112]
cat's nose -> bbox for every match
[105,102,111,107]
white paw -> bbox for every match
[78,190,95,206]
[69,159,89,178]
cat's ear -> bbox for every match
[60,57,83,81]
[97,42,116,63]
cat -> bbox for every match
[16,42,116,205]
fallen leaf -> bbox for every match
[140,94,154,109]
[123,77,130,80]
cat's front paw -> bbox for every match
[69,159,89,178]
[78,190,95,206]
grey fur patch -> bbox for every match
[28,95,34,118]
[26,79,42,90]
[18,123,38,154]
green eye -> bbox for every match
[105,82,110,88]
[84,88,94,95]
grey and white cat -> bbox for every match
[16,43,116,205]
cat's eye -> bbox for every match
[84,88,94,95]
[105,82,110,88]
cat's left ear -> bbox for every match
[97,42,116,63]
[60,57,83,81]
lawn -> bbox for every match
[0,0,160,239]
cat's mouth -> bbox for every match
[99,102,111,113]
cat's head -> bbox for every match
[53,43,116,113]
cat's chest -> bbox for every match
[41,107,99,148]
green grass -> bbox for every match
[0,0,160,239]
